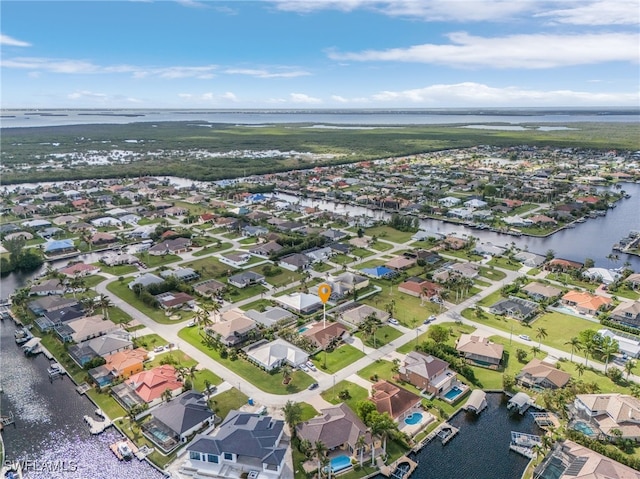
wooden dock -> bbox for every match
[84,414,112,434]
[0,412,15,431]
[379,456,418,478]
[76,383,92,395]
[109,439,138,461]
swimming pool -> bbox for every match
[326,455,352,473]
[404,412,424,425]
[573,421,596,437]
[298,326,309,333]
[444,386,464,401]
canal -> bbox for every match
[0,320,165,479]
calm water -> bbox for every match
[1,108,638,128]
[275,181,640,270]
[0,320,164,479]
[390,393,542,479]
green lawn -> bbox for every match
[361,288,441,329]
[312,262,334,273]
[331,254,354,265]
[609,284,640,300]
[108,306,133,325]
[107,279,194,324]
[479,266,507,281]
[356,259,386,270]
[478,290,505,307]
[210,388,249,420]
[183,256,237,281]
[249,266,303,288]
[115,417,177,468]
[192,368,224,390]
[87,389,128,420]
[321,380,369,411]
[475,279,492,287]
[299,402,320,422]
[440,250,483,262]
[365,225,415,244]
[315,344,365,374]
[178,327,315,394]
[396,322,475,354]
[240,298,276,313]
[527,268,541,277]
[191,241,234,257]
[146,350,198,369]
[227,283,268,303]
[82,274,108,288]
[358,359,397,383]
[136,253,181,268]
[355,324,403,348]
[134,333,168,349]
[546,272,595,290]
[487,257,522,271]
[368,241,394,252]
[350,247,375,259]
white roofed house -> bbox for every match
[275,292,322,315]
[582,267,621,285]
[243,338,309,371]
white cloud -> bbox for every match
[271,0,536,21]
[536,0,640,25]
[0,34,31,47]
[221,92,238,101]
[331,94,370,103]
[177,91,238,103]
[176,0,209,8]
[289,93,322,104]
[367,82,639,106]
[67,90,108,100]
[223,68,311,78]
[328,32,639,68]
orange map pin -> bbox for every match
[318,283,332,304]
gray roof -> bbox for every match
[129,273,164,289]
[244,306,295,327]
[150,391,214,435]
[189,411,285,465]
[401,351,449,380]
[296,403,372,451]
[84,331,132,356]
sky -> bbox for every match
[1,0,639,108]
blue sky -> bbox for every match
[1,0,639,108]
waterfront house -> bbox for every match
[28,296,78,315]
[228,271,265,289]
[59,262,101,278]
[35,304,85,331]
[582,267,621,285]
[43,239,76,256]
[56,314,118,343]
[521,282,563,302]
[104,347,148,378]
[296,403,373,459]
[301,321,349,350]
[463,390,487,414]
[574,394,640,441]
[371,380,422,422]
[545,258,583,272]
[182,410,287,479]
[534,440,640,479]
[561,291,612,315]
[243,338,309,371]
[113,364,183,408]
[206,313,257,346]
[101,252,138,267]
[513,251,546,268]
[29,278,66,296]
[142,391,215,453]
[148,237,191,256]
[275,292,322,315]
[488,296,539,321]
[516,358,571,390]
[625,273,640,290]
[609,301,640,329]
[398,351,457,396]
[455,334,504,369]
[507,392,532,414]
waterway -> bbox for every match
[274,181,640,271]
[0,319,165,479]
[387,392,542,479]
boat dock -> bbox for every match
[84,414,113,434]
[0,412,15,431]
[509,431,542,458]
[109,439,139,461]
[76,382,92,395]
[437,423,459,445]
[47,362,67,381]
[531,411,560,429]
[380,456,418,478]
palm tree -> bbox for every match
[281,364,293,384]
[625,360,636,380]
[283,400,302,438]
[355,434,367,468]
[69,276,85,298]
[371,413,396,456]
[535,327,548,347]
[161,387,173,403]
[97,293,112,320]
[565,337,582,363]
[576,363,586,377]
[209,301,221,322]
[313,441,327,478]
[203,379,213,400]
[599,336,619,372]
[531,346,541,358]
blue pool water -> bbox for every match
[444,386,464,401]
[573,421,596,437]
[330,455,352,473]
[404,412,424,425]
[298,326,309,333]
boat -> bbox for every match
[14,327,32,345]
[117,441,133,461]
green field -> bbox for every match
[321,380,369,411]
[315,344,365,374]
[364,225,415,244]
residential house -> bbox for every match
[303,246,333,264]
[397,278,442,299]
[101,252,138,267]
[88,347,147,388]
[90,232,117,245]
[29,279,65,296]
[370,380,422,422]
[160,267,200,282]
[582,267,621,285]
[516,358,571,390]
[34,304,85,332]
[193,279,226,298]
[206,312,258,346]
[90,217,122,228]
[28,296,78,316]
[155,292,196,310]
[249,241,283,258]
[385,256,416,271]
[296,403,373,458]
[598,329,640,358]
[488,296,539,321]
[321,229,347,242]
[359,266,397,279]
[228,271,265,289]
[561,291,612,315]
[112,365,183,409]
[521,282,563,302]
[514,251,546,268]
[242,225,269,237]
[244,307,295,328]
[220,253,251,268]
[43,239,76,256]
[56,314,118,343]
[275,292,322,315]
[142,391,215,453]
[59,263,101,278]
[545,258,584,272]
[456,334,504,369]
[279,253,311,271]
[301,322,349,350]
[625,273,640,290]
[183,410,287,479]
[148,237,191,256]
[609,301,640,329]
[67,330,133,367]
[398,351,457,396]
[340,304,389,326]
[129,273,164,290]
[244,338,309,371]
[574,394,640,441]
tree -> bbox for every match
[625,360,636,380]
[161,388,173,403]
[203,379,213,400]
[545,249,555,262]
[428,324,449,344]
[599,336,619,372]
[584,258,595,269]
[281,364,293,384]
[283,400,302,438]
[535,327,548,347]
[97,293,113,320]
[565,337,582,363]
[516,348,528,363]
[356,434,367,468]
[370,412,396,456]
[314,441,327,478]
[576,363,586,377]
[531,346,541,358]
[356,400,377,426]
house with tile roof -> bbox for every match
[301,321,349,350]
[370,380,422,422]
[574,394,640,441]
[456,334,504,369]
[112,364,183,408]
[398,351,457,396]
[609,301,640,329]
[516,358,571,390]
[183,410,287,478]
[561,291,612,315]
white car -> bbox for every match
[186,320,196,327]
[388,318,399,325]
[306,361,317,371]
[519,334,531,341]
[153,346,164,353]
[299,364,309,372]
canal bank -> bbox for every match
[0,319,164,479]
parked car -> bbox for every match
[153,346,164,353]
[388,318,399,325]
[519,334,531,341]
[299,364,309,372]
[186,320,196,327]
[306,361,317,371]
[424,315,437,324]
[308,382,319,390]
